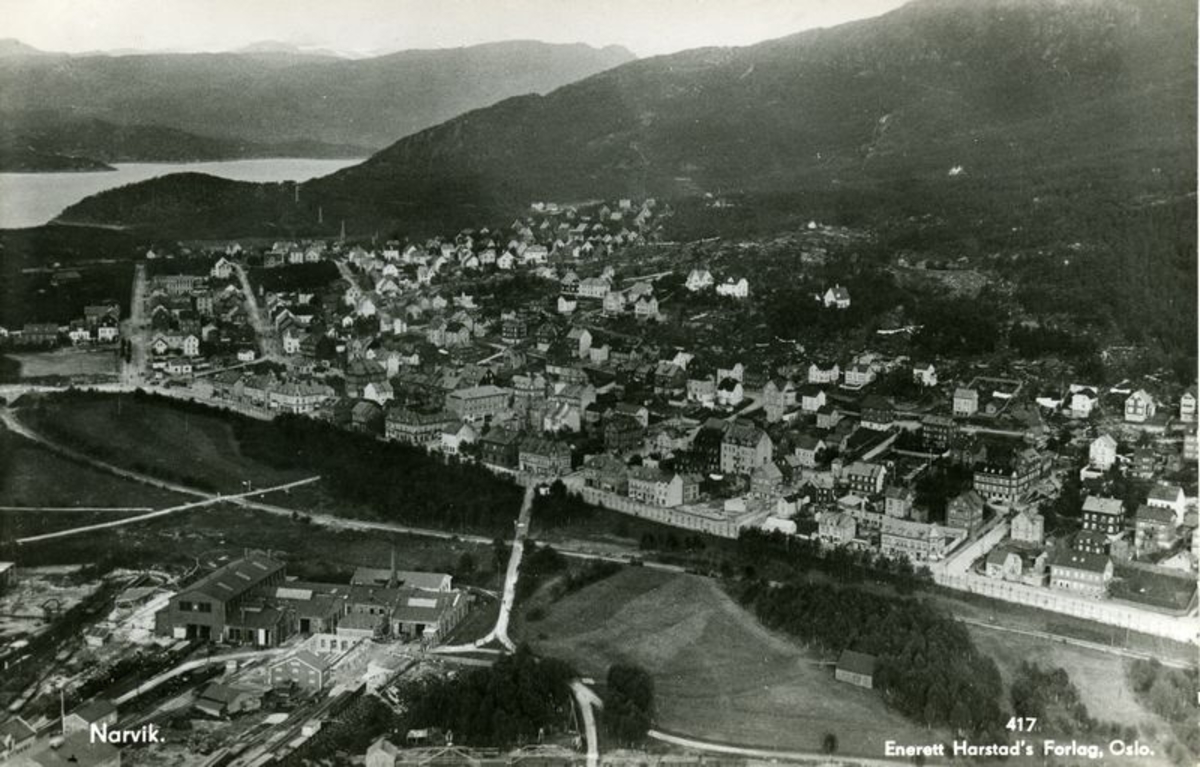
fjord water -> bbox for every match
[0,157,364,229]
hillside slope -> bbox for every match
[58,0,1195,239]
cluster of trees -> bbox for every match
[402,645,576,747]
[739,579,1004,739]
[529,480,601,529]
[248,261,339,292]
[516,544,567,601]
[761,265,906,344]
[562,560,622,596]
[277,687,392,766]
[913,464,975,523]
[1011,662,1133,741]
[736,529,930,592]
[910,293,1003,357]
[1128,659,1200,762]
[603,664,655,746]
[638,531,708,553]
[233,413,523,535]
[1008,323,1098,361]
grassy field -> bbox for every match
[968,626,1158,725]
[7,348,119,379]
[0,429,188,510]
[518,568,941,757]
[968,627,1180,767]
[20,394,306,492]
[0,509,148,539]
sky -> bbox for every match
[3,0,909,58]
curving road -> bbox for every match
[570,681,602,767]
[437,485,534,653]
[232,261,278,361]
[648,729,909,766]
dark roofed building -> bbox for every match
[154,552,286,644]
[835,650,876,689]
[1048,548,1113,598]
[480,427,522,469]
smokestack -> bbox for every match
[389,546,397,589]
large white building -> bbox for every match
[1088,434,1118,471]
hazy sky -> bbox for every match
[4,0,908,58]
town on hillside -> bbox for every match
[2,191,1197,766]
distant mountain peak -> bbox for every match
[233,40,346,58]
[0,38,51,57]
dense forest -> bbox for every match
[736,528,930,592]
[738,579,1004,740]
[233,413,524,535]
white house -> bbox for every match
[282,332,301,355]
[843,364,875,389]
[912,362,937,387]
[578,277,611,300]
[1146,484,1187,525]
[1068,385,1099,419]
[211,257,234,279]
[822,285,851,309]
[1124,390,1156,423]
[182,334,201,357]
[716,277,749,298]
[716,377,745,408]
[808,362,840,385]
[1180,387,1197,423]
[1089,434,1117,471]
[685,268,714,292]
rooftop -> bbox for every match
[183,552,284,603]
[837,649,876,676]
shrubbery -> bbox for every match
[604,664,654,746]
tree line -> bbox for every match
[231,413,524,535]
[737,528,931,592]
[738,579,1004,740]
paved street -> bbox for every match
[121,262,148,386]
[233,260,279,361]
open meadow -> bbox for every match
[18,394,307,492]
[518,568,941,757]
[6,348,119,379]
[1,428,188,512]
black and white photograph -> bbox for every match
[0,1,1196,765]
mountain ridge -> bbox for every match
[56,0,1196,240]
[0,113,366,172]
[0,40,636,150]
